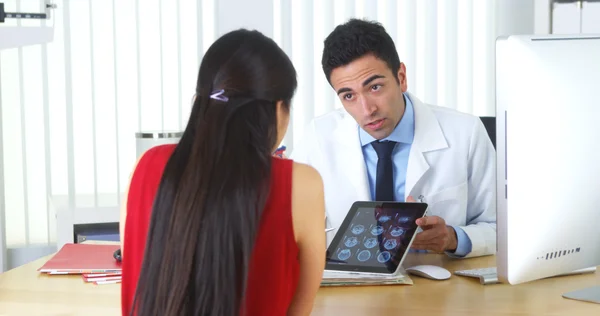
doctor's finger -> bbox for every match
[416,215,444,226]
[414,229,445,242]
[410,243,438,251]
[406,196,417,202]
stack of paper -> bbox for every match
[81,272,122,285]
[38,243,122,285]
[321,268,413,287]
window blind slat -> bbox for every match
[290,0,314,150]
[379,0,398,47]
[176,0,183,131]
[278,0,294,149]
[485,0,496,117]
[0,56,7,270]
[63,0,76,211]
[358,0,378,20]
[1,48,26,246]
[70,0,95,202]
[41,4,53,244]
[112,0,121,203]
[201,0,215,54]
[114,0,139,191]
[416,0,426,100]
[313,0,334,117]
[17,0,30,246]
[400,0,417,98]
[444,0,458,110]
[159,0,165,131]
[423,0,438,105]
[437,0,447,107]
[88,0,99,208]
[457,0,474,114]
[135,0,142,132]
[91,0,118,206]
[160,0,181,132]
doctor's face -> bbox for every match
[330,54,408,140]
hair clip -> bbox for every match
[210,89,228,102]
[274,145,286,158]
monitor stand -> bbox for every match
[563,286,600,304]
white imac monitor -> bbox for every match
[495,34,600,296]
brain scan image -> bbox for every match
[344,236,359,248]
[351,225,365,235]
[398,216,412,224]
[384,239,398,250]
[337,249,351,261]
[377,251,392,263]
[378,215,392,223]
[357,250,371,262]
[363,237,378,249]
[370,225,384,236]
[390,227,404,237]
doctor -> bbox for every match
[291,19,496,258]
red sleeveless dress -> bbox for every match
[121,144,300,315]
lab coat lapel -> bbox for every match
[332,113,371,202]
[405,93,449,198]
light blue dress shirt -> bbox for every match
[358,93,472,257]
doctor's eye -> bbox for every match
[343,93,355,101]
[371,84,382,91]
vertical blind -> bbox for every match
[0,0,561,249]
[0,0,214,247]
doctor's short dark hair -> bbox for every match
[322,18,401,84]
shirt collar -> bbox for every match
[359,93,415,146]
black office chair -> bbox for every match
[479,116,496,149]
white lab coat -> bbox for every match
[291,92,496,258]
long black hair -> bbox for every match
[131,29,297,316]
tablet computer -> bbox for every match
[325,201,428,275]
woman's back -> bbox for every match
[121,144,307,315]
[120,28,325,316]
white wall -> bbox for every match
[535,0,552,34]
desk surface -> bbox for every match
[0,253,598,316]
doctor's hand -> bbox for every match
[406,196,458,253]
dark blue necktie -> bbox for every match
[371,140,397,201]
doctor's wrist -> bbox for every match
[445,226,458,252]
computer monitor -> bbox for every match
[495,34,600,298]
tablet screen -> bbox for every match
[325,202,428,274]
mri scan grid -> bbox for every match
[327,204,427,273]
[334,209,417,266]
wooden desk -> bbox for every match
[0,254,121,316]
[313,254,600,315]
[0,253,598,316]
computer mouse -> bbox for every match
[406,265,451,280]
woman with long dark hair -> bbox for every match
[120,29,326,316]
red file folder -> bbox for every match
[38,243,122,274]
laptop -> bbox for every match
[325,201,428,276]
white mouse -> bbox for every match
[405,265,451,280]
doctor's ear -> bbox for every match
[397,62,408,92]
